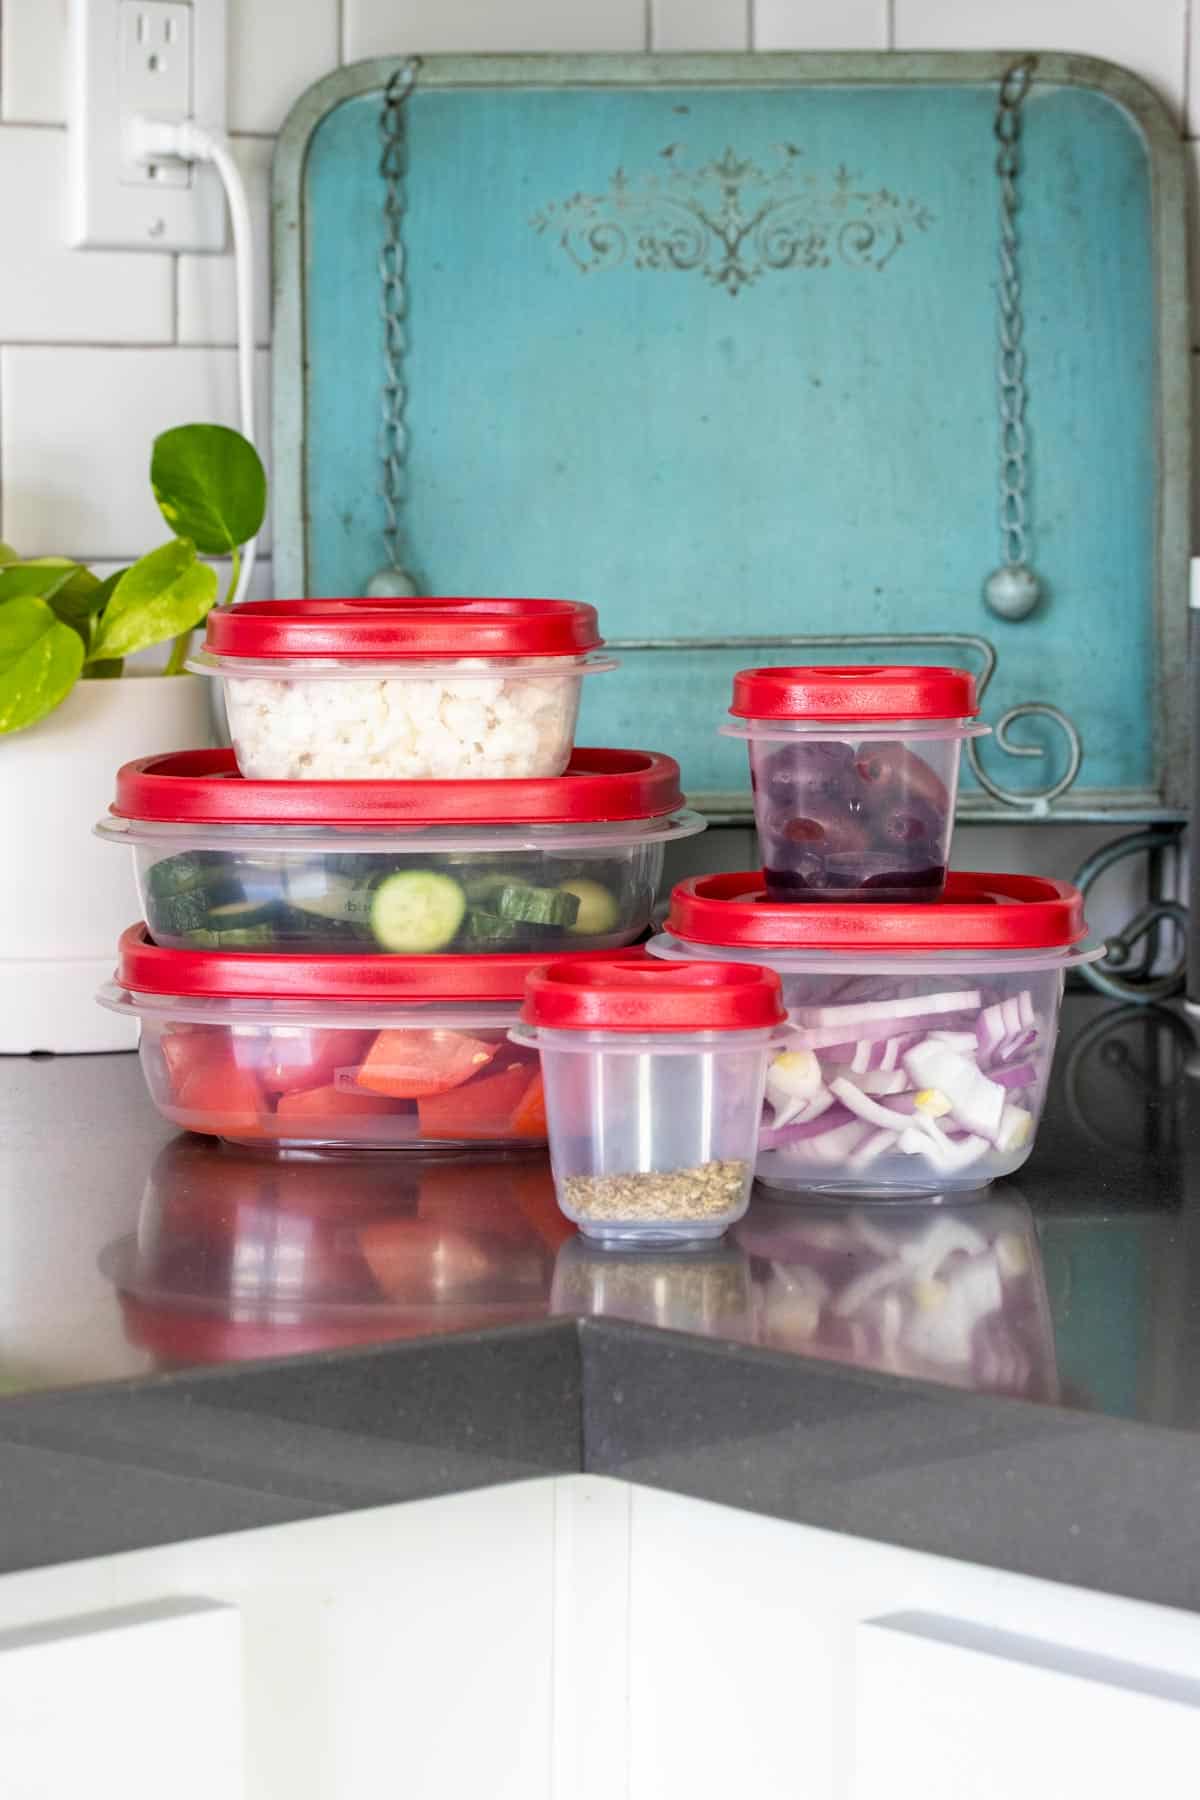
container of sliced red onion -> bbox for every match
[721,665,988,904]
[649,871,1102,1197]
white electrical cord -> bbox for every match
[130,117,257,606]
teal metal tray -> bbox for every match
[272,52,1189,821]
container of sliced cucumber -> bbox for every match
[98,748,704,957]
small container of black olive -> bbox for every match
[721,666,988,904]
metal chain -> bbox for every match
[371,58,421,594]
[994,55,1036,570]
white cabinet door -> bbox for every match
[0,1597,242,1800]
[853,1610,1200,1800]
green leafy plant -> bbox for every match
[0,423,266,736]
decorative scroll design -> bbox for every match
[1072,827,1187,1005]
[530,145,935,295]
[607,630,1083,812]
[965,703,1082,815]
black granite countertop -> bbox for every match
[2,991,1199,1610]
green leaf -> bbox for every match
[46,566,104,622]
[0,543,17,565]
[90,539,218,662]
[0,559,87,605]
[0,595,84,733]
[150,423,267,555]
[84,657,124,679]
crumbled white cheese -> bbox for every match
[223,667,582,780]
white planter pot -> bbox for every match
[0,674,214,1053]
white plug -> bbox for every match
[68,0,227,250]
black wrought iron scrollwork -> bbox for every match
[966,702,1083,812]
[1073,828,1187,1004]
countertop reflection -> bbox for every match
[3,993,1200,1428]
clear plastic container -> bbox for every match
[188,598,616,780]
[722,665,988,902]
[513,960,785,1245]
[97,925,645,1151]
[650,871,1103,1197]
[97,748,703,956]
[734,1194,1058,1401]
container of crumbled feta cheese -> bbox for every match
[188,598,615,781]
[97,746,704,956]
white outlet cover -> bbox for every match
[68,0,228,251]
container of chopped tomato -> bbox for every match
[98,925,642,1151]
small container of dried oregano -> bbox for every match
[512,958,785,1246]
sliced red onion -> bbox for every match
[896,1124,990,1173]
[993,1062,1036,1091]
[769,1117,871,1164]
[758,1103,858,1150]
[846,1128,899,1172]
[792,990,983,1029]
[831,1076,915,1133]
[902,1040,1006,1141]
[837,1068,910,1095]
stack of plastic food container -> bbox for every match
[648,665,1101,1199]
[96,598,704,1154]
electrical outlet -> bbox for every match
[118,3,192,187]
[68,0,227,251]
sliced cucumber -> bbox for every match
[369,870,467,953]
[285,868,376,925]
[146,852,223,900]
[557,877,621,937]
[495,883,580,928]
[151,887,219,936]
[178,923,277,949]
[460,909,529,947]
[206,898,278,929]
[463,869,536,906]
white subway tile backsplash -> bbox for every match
[754,0,888,49]
[894,0,1188,125]
[228,0,340,134]
[1,0,68,124]
[177,135,273,346]
[651,0,749,51]
[343,0,646,59]
[0,128,174,342]
[1,346,272,558]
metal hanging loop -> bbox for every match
[984,53,1042,623]
[366,58,423,599]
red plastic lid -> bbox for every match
[111,747,684,826]
[521,958,785,1032]
[729,664,979,721]
[664,871,1087,952]
[115,923,651,1003]
[204,598,602,661]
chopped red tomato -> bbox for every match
[170,1045,267,1141]
[417,1057,538,1142]
[508,1071,547,1141]
[258,1029,374,1096]
[356,1029,498,1099]
[273,1083,403,1123]
[159,1025,226,1096]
